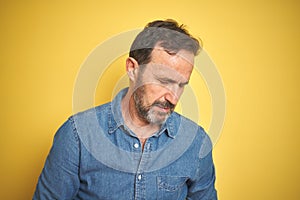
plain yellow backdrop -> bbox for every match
[1,0,299,199]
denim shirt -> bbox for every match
[33,88,217,200]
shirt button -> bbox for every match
[137,174,142,180]
[134,143,139,149]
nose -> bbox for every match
[164,85,184,105]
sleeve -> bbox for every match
[33,117,80,200]
[187,133,218,200]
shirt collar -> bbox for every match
[108,88,127,134]
[108,88,178,138]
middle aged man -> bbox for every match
[33,19,218,199]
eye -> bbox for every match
[158,79,170,84]
[178,83,184,88]
[157,78,176,85]
[164,49,177,55]
[179,82,189,88]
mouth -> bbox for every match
[155,105,170,112]
[153,102,175,113]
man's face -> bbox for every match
[132,47,194,125]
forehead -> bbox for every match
[143,47,195,81]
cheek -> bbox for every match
[143,84,168,103]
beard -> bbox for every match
[133,86,175,125]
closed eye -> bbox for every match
[158,78,176,84]
[164,49,177,55]
[157,77,189,88]
[179,81,189,88]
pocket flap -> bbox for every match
[157,176,188,191]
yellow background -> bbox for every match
[1,0,299,199]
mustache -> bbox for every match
[152,100,175,110]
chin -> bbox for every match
[147,112,170,125]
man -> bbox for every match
[33,19,218,199]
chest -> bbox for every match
[76,143,199,200]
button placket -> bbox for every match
[134,139,152,199]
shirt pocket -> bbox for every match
[157,176,188,200]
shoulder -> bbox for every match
[71,102,111,122]
[54,103,112,140]
[72,102,111,118]
[66,102,112,134]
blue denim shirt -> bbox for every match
[33,88,217,200]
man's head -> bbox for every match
[129,19,201,66]
[126,19,201,126]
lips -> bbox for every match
[156,105,170,112]
[153,101,175,112]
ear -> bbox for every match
[126,57,139,81]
